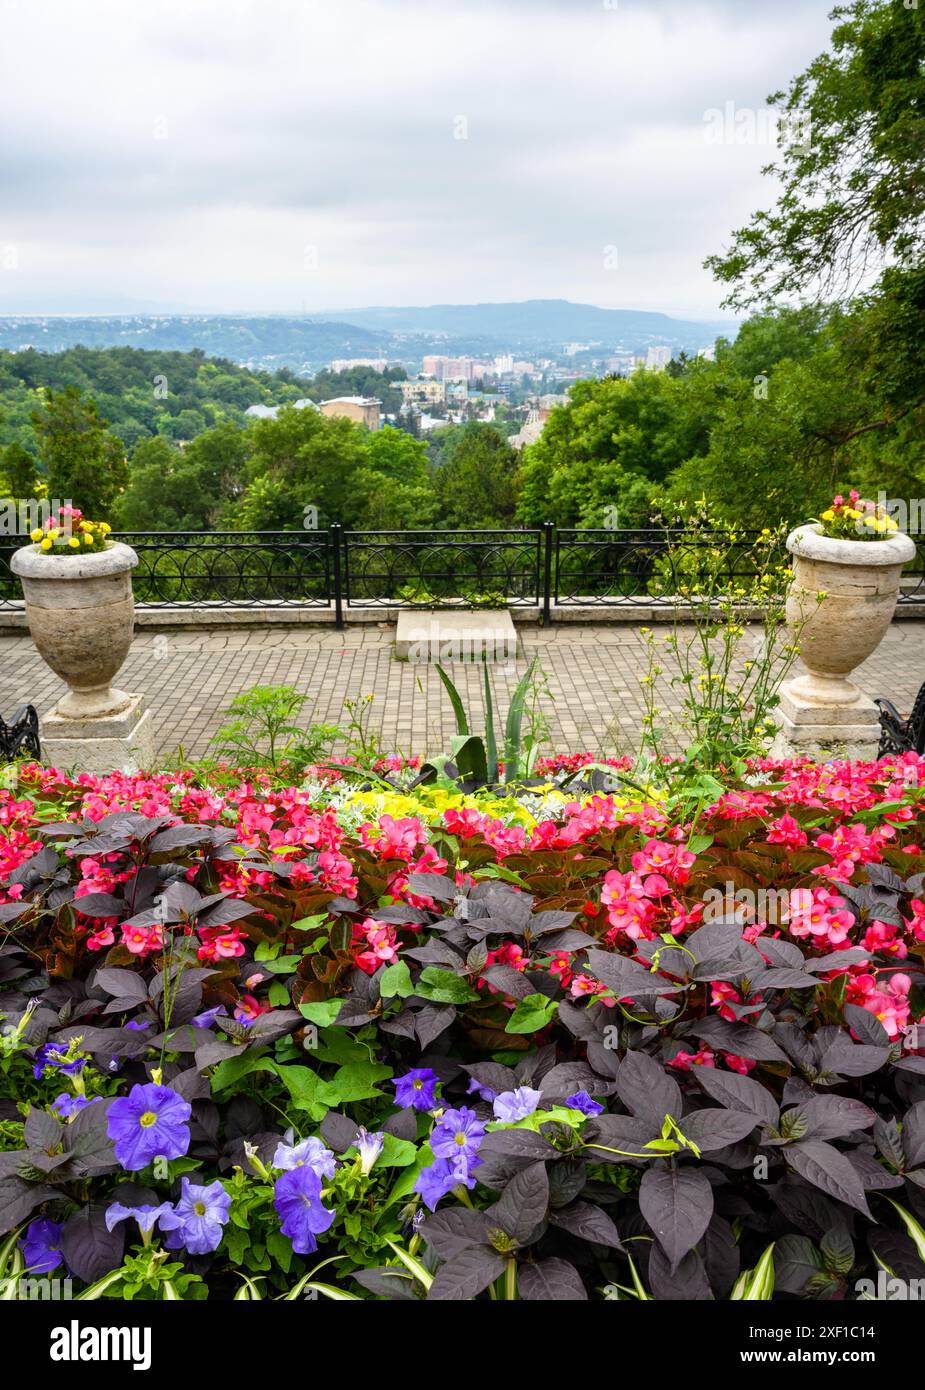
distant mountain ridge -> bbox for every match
[0,299,736,370]
[325,298,735,347]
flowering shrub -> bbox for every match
[1,753,924,1300]
[27,505,112,555]
[817,490,900,540]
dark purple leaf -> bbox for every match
[427,1246,506,1301]
[681,1107,760,1152]
[60,1202,125,1283]
[489,1161,549,1245]
[787,1095,876,1142]
[648,1244,712,1300]
[638,1166,714,1269]
[549,1200,624,1249]
[517,1257,587,1301]
[903,1101,925,1171]
[422,1208,492,1260]
[615,1051,682,1129]
[694,1066,779,1128]
[784,1141,872,1216]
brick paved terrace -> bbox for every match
[2,619,923,764]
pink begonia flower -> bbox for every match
[724,1054,757,1075]
[668,1047,715,1071]
[766,814,807,850]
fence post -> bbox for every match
[542,522,554,625]
[331,524,344,630]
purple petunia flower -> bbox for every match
[190,1005,227,1030]
[392,1067,439,1111]
[106,1082,191,1171]
[430,1107,486,1164]
[492,1087,542,1123]
[20,1218,64,1274]
[466,1077,498,1103]
[50,1092,102,1120]
[566,1090,604,1117]
[272,1137,336,1180]
[159,1179,232,1255]
[32,1044,86,1081]
[414,1153,481,1212]
[273,1165,335,1255]
[123,1019,152,1032]
[105,1201,174,1235]
[353,1127,385,1176]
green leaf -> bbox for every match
[298,999,343,1026]
[483,663,498,784]
[379,960,414,999]
[209,1050,275,1095]
[277,1064,328,1120]
[450,734,488,786]
[316,1060,393,1106]
[290,914,328,932]
[504,658,537,784]
[435,664,470,736]
[268,980,290,1007]
[414,967,479,1005]
[505,992,558,1034]
[687,834,714,854]
[344,1132,417,1168]
[261,954,302,975]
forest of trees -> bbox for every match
[1,0,922,538]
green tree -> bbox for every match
[230,405,371,530]
[31,386,128,517]
[0,441,38,497]
[432,423,519,527]
[364,425,429,485]
[706,0,925,308]
[516,371,714,527]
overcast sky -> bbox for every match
[0,0,836,321]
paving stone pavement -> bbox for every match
[0,621,923,763]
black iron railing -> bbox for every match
[344,529,542,608]
[2,527,925,625]
[554,528,785,606]
[118,532,331,608]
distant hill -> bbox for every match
[0,300,736,373]
[326,299,735,350]
[0,317,388,373]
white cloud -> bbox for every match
[0,0,835,317]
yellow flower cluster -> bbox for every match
[819,494,900,541]
[30,516,112,554]
[339,779,664,834]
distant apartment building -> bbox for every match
[645,345,673,371]
[330,357,389,373]
[399,378,446,405]
[422,354,488,382]
[697,345,717,362]
[318,396,381,430]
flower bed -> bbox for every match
[1,754,924,1301]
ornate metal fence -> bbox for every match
[554,528,777,605]
[343,529,542,608]
[116,532,331,607]
[2,527,925,622]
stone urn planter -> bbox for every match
[772,523,916,758]
[10,541,154,771]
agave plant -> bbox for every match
[414,658,543,791]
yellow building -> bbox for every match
[318,396,381,430]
